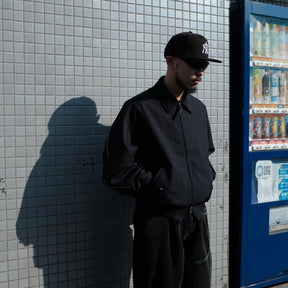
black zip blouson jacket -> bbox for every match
[103,77,216,219]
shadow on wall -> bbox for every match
[16,97,134,288]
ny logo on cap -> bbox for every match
[202,42,209,55]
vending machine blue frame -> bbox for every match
[230,1,288,287]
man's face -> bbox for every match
[174,58,206,93]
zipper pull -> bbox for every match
[173,101,182,120]
[178,101,182,114]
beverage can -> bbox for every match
[252,117,262,139]
[286,26,288,59]
[262,69,270,104]
[270,70,278,104]
[286,70,288,103]
[253,69,262,103]
[270,23,279,58]
[285,115,288,137]
[261,117,270,139]
[279,70,287,104]
[249,120,253,139]
[279,25,287,59]
[271,117,279,138]
[262,22,270,57]
[279,116,286,138]
[250,69,254,103]
[254,20,262,56]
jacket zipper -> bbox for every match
[178,102,193,203]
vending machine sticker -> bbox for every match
[256,160,272,178]
[256,161,288,203]
[277,163,288,177]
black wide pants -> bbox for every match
[133,205,211,288]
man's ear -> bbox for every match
[165,56,177,70]
[165,55,173,64]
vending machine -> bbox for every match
[230,1,288,287]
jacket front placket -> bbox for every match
[176,100,194,204]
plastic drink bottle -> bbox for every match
[279,71,287,104]
[262,22,271,57]
[253,69,262,103]
[270,24,279,58]
[279,25,286,59]
[262,70,270,104]
[270,70,279,104]
[254,20,262,56]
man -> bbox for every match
[103,32,221,288]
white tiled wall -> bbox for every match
[0,0,230,287]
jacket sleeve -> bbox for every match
[207,120,215,155]
[206,109,216,181]
[102,101,152,195]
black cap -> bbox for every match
[164,32,222,63]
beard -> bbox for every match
[175,75,198,94]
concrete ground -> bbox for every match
[269,283,288,287]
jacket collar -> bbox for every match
[153,76,192,114]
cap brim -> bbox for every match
[186,57,222,63]
[207,58,222,63]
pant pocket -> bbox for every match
[182,213,211,288]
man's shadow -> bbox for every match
[16,97,134,287]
